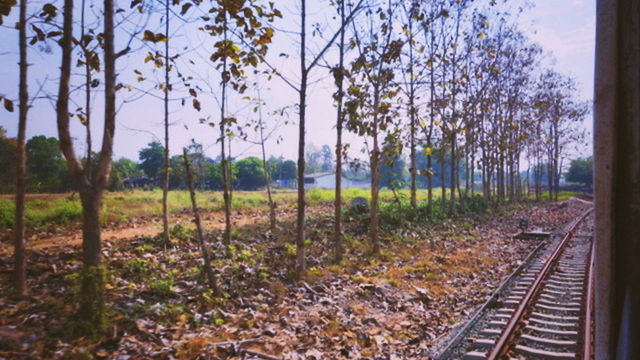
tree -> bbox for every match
[534,70,589,200]
[243,85,284,230]
[183,147,218,292]
[55,0,123,334]
[280,160,297,180]
[346,0,403,255]
[138,2,199,248]
[203,160,236,191]
[13,0,28,296]
[264,0,364,277]
[161,0,172,249]
[304,143,323,174]
[138,141,164,180]
[380,151,408,190]
[167,142,217,190]
[26,136,69,193]
[0,127,17,193]
[201,0,280,245]
[109,158,143,191]
[566,156,593,187]
[399,0,425,210]
[332,0,348,262]
[320,144,334,171]
[235,157,266,190]
[418,0,446,216]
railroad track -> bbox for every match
[439,208,594,360]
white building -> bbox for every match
[304,172,369,189]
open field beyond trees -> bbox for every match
[0,189,579,231]
[0,189,423,228]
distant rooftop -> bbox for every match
[304,172,335,178]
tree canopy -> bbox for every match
[566,156,593,186]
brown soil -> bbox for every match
[0,206,304,255]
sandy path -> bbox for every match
[0,208,295,255]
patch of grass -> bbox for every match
[169,224,195,242]
[0,200,13,227]
[121,259,152,280]
[0,196,82,228]
[148,275,175,299]
[134,243,155,254]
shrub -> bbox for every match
[380,201,415,228]
[466,194,488,213]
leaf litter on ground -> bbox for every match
[0,198,590,359]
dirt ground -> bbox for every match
[0,199,591,359]
[0,205,303,256]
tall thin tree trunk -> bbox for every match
[450,133,457,215]
[220,17,232,246]
[369,87,381,255]
[295,0,308,278]
[553,120,560,201]
[13,0,28,296]
[426,28,436,217]
[536,159,542,201]
[439,19,448,213]
[547,153,553,201]
[81,0,92,174]
[227,132,234,198]
[257,87,276,230]
[440,152,446,211]
[470,130,476,198]
[465,150,470,199]
[407,12,417,210]
[333,0,346,262]
[449,7,462,216]
[162,0,171,248]
[183,149,218,292]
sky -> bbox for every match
[0,0,596,163]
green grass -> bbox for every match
[0,188,576,230]
[0,196,83,228]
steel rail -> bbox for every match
[583,237,595,360]
[433,239,548,359]
[486,208,593,360]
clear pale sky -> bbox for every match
[0,0,595,163]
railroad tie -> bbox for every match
[524,325,579,339]
[528,317,578,328]
[513,344,576,359]
[462,351,488,360]
[519,334,577,349]
[530,312,579,321]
